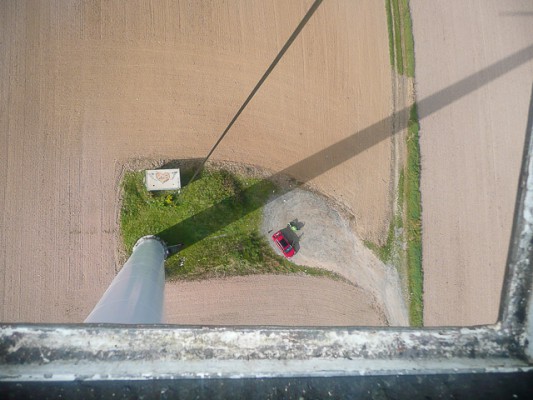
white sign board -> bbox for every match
[144,169,181,192]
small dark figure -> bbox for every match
[288,221,299,232]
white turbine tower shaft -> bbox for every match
[85,236,168,324]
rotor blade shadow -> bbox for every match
[157,44,533,249]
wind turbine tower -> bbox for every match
[85,235,168,324]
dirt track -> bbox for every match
[0,1,393,323]
[411,0,533,325]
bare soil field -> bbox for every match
[165,275,385,326]
[0,0,393,323]
[411,0,533,325]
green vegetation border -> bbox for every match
[406,104,423,326]
[385,0,415,77]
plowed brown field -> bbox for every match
[0,0,393,324]
[165,275,386,326]
[411,0,533,326]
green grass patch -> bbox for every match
[121,168,342,282]
[364,170,405,276]
[405,103,423,326]
[364,234,391,265]
[391,0,404,75]
[364,209,402,266]
[385,0,415,77]
[400,0,415,77]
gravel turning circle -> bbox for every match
[261,188,409,326]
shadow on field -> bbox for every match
[156,44,533,251]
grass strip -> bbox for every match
[121,168,343,282]
[391,0,404,75]
[382,0,422,325]
[385,0,415,77]
[405,103,423,326]
[400,0,415,77]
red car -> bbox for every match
[272,230,295,258]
